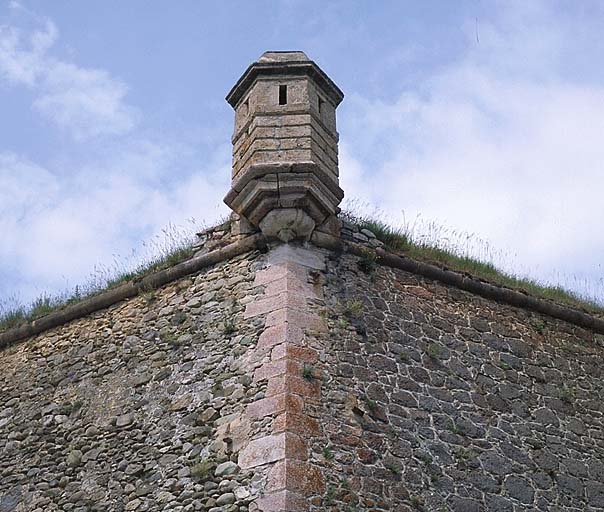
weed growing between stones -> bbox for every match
[190,458,216,481]
[357,250,377,274]
[363,397,377,412]
[455,447,473,469]
[498,360,512,371]
[343,300,363,319]
[337,318,349,329]
[559,384,575,404]
[425,342,442,360]
[222,317,236,335]
[324,485,336,506]
[162,332,179,346]
[410,495,426,510]
[384,461,402,475]
[142,291,157,304]
[322,446,334,460]
[448,423,461,435]
[532,318,546,334]
[416,451,433,465]
[302,364,315,380]
[171,311,188,325]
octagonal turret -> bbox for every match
[224,51,344,242]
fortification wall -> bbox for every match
[315,252,604,511]
[2,238,604,512]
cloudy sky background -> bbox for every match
[1,0,603,307]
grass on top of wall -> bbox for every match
[0,223,199,334]
[2,210,603,335]
[343,210,604,314]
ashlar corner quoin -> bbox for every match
[1,51,604,512]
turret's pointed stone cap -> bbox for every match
[226,50,344,108]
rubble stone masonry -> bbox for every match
[1,231,604,512]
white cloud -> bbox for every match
[0,142,230,303]
[33,61,137,138]
[0,17,136,138]
[340,2,604,299]
[0,10,231,304]
[0,19,55,85]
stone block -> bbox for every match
[267,374,321,399]
[270,344,318,363]
[272,412,321,436]
[268,244,326,270]
[265,308,326,332]
[264,275,316,299]
[246,393,305,419]
[244,291,308,319]
[238,432,307,470]
[257,324,305,350]
[267,460,325,495]
[255,490,308,512]
[253,358,302,382]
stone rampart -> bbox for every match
[2,232,604,511]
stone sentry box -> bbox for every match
[224,51,344,242]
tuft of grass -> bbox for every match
[352,217,410,252]
[410,495,425,510]
[190,459,215,481]
[384,461,402,475]
[416,451,433,465]
[222,317,236,335]
[498,360,512,371]
[425,342,442,360]
[302,364,315,381]
[532,318,546,334]
[357,250,378,274]
[322,446,334,460]
[342,207,604,314]
[343,300,364,319]
[559,385,575,404]
[364,397,377,412]
[324,485,336,506]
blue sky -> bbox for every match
[1,0,604,306]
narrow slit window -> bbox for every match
[279,85,287,105]
[318,97,324,114]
